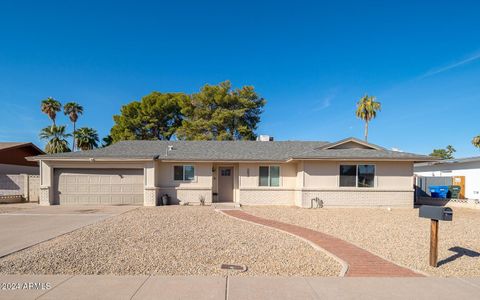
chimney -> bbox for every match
[256,135,274,141]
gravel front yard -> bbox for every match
[0,206,341,276]
[243,206,480,277]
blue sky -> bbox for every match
[0,1,479,157]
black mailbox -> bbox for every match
[419,205,453,221]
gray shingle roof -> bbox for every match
[34,140,329,161]
[33,138,434,162]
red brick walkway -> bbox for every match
[221,210,423,277]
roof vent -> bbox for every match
[166,145,174,156]
[256,135,274,142]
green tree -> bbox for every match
[101,135,113,147]
[110,92,185,142]
[355,94,381,142]
[430,145,456,159]
[177,81,266,140]
[39,125,71,154]
[75,127,99,150]
[63,102,84,151]
[41,97,62,127]
[472,135,480,149]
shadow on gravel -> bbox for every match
[437,246,480,266]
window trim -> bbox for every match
[338,164,376,188]
[258,165,281,187]
[173,165,196,182]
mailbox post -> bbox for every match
[430,219,439,267]
[419,205,453,267]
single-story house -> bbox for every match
[29,137,435,207]
[415,156,480,200]
[0,142,43,197]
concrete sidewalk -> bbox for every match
[0,275,479,299]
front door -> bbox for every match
[218,167,234,202]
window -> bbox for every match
[259,166,280,187]
[174,165,195,181]
[221,169,231,176]
[357,165,375,187]
[339,164,375,188]
[339,165,357,187]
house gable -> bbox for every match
[318,137,384,151]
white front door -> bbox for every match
[218,167,233,202]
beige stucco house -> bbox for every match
[29,137,434,208]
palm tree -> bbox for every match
[41,97,62,127]
[39,125,71,154]
[75,127,99,150]
[355,94,381,142]
[472,135,480,149]
[63,102,84,151]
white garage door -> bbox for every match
[54,169,144,205]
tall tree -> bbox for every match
[472,135,480,149]
[110,92,185,142]
[41,97,62,127]
[430,145,456,159]
[177,81,266,140]
[355,94,381,142]
[39,125,71,154]
[75,127,99,150]
[63,102,84,151]
[101,135,113,148]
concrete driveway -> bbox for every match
[0,205,137,258]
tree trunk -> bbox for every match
[364,121,369,142]
[72,122,76,151]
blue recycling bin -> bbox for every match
[429,186,449,199]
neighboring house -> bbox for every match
[415,157,480,200]
[29,137,434,207]
[0,142,43,196]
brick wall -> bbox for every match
[239,188,295,205]
[158,187,212,204]
[300,189,414,208]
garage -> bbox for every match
[53,168,144,205]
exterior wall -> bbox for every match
[0,146,42,167]
[415,161,480,200]
[299,161,414,208]
[239,189,295,205]
[0,174,24,196]
[303,161,413,190]
[0,163,39,196]
[238,162,297,205]
[300,190,413,207]
[156,161,212,204]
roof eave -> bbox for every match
[287,157,437,162]
[159,159,288,163]
[28,156,157,162]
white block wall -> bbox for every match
[239,188,295,205]
[300,189,413,208]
